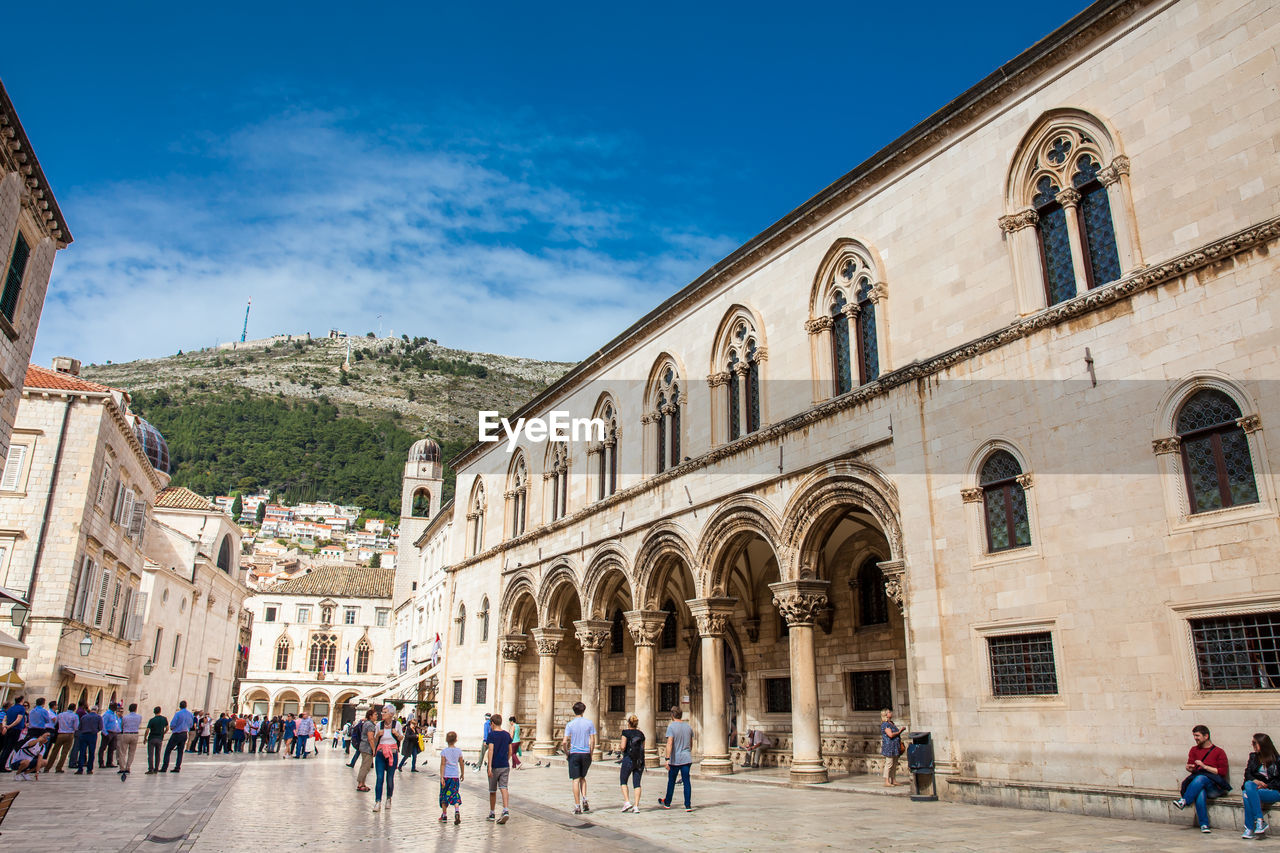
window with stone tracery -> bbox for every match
[809,248,882,399]
[713,310,764,444]
[548,443,569,521]
[355,638,371,674]
[980,450,1031,552]
[1176,389,1259,514]
[648,363,683,474]
[594,399,619,500]
[307,633,337,672]
[467,479,486,556]
[275,636,291,671]
[506,453,528,537]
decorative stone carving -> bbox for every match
[960,487,984,503]
[530,627,567,657]
[1098,154,1130,185]
[842,303,862,320]
[878,559,907,616]
[573,619,612,652]
[816,605,835,635]
[624,610,667,647]
[732,362,750,377]
[687,598,736,638]
[706,372,730,388]
[743,617,760,643]
[499,634,528,662]
[1015,473,1034,490]
[998,208,1038,233]
[866,282,887,303]
[769,581,830,627]
[1151,436,1180,455]
[1055,187,1081,207]
[804,316,833,334]
[1238,414,1262,433]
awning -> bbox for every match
[0,670,23,686]
[0,628,27,659]
[360,660,440,703]
[60,665,128,686]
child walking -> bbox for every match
[439,731,465,823]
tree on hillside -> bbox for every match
[230,494,243,519]
[255,502,266,524]
[237,475,258,492]
[370,552,381,568]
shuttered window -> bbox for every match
[1,233,29,323]
[0,444,26,491]
[72,557,96,623]
[92,569,113,628]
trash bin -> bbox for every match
[906,732,937,801]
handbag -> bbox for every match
[418,735,425,751]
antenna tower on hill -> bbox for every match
[240,298,252,343]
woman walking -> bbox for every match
[370,704,402,812]
[618,715,645,812]
[1242,733,1280,839]
[439,731,464,823]
[510,716,521,769]
[397,719,421,772]
[880,708,905,787]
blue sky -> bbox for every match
[6,1,1090,365]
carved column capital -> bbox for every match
[960,487,984,503]
[499,633,528,662]
[877,559,907,616]
[573,619,612,652]
[706,372,731,388]
[1098,155,1130,186]
[752,345,768,362]
[998,208,1039,233]
[1014,473,1033,490]
[623,609,667,647]
[866,282,887,304]
[1151,436,1180,455]
[842,303,861,320]
[732,362,750,377]
[804,316,834,335]
[1238,414,1262,434]
[769,580,830,628]
[530,626,567,657]
[1055,187,1081,208]
[686,597,737,638]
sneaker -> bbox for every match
[385,799,392,811]
[1172,799,1186,810]
[1242,827,1253,839]
[582,800,590,813]
[1257,819,1269,837]
[657,798,670,810]
[631,805,641,813]
[438,814,448,822]
[1201,825,1210,833]
[685,807,693,813]
[573,806,582,815]
[622,803,633,812]
[487,813,496,821]
[498,811,509,824]
[454,812,461,824]
[372,802,382,813]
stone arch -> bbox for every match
[808,237,888,318]
[537,559,584,627]
[696,495,783,597]
[1004,107,1122,210]
[216,535,233,573]
[241,686,270,713]
[780,460,903,579]
[1154,371,1261,438]
[583,541,634,619]
[500,572,539,634]
[709,303,769,376]
[633,521,699,609]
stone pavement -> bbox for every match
[0,744,1243,851]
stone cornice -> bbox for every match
[0,80,72,246]
[446,215,1280,576]
[449,0,1157,473]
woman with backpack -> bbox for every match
[369,704,403,812]
[618,714,646,812]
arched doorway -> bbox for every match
[273,689,300,717]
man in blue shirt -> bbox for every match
[73,705,103,775]
[49,703,80,772]
[478,714,491,771]
[161,700,194,773]
[99,703,123,768]
[28,698,54,741]
[0,696,28,772]
[119,703,143,780]
[560,701,598,815]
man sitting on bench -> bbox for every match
[742,729,771,768]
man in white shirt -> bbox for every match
[49,705,80,772]
[293,712,315,758]
[248,716,261,753]
[118,703,144,780]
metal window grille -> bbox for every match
[659,682,680,714]
[764,677,792,713]
[608,684,625,713]
[851,670,893,712]
[475,678,487,705]
[452,680,463,704]
[1191,613,1280,690]
[988,632,1058,696]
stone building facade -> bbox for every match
[239,565,395,726]
[0,80,71,464]
[424,0,1280,821]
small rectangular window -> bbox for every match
[764,677,791,714]
[452,679,463,705]
[608,684,625,713]
[297,606,310,624]
[850,670,893,712]
[475,678,487,705]
[658,681,679,714]
[376,608,389,627]
[152,627,163,664]
[1190,612,1280,691]
[344,607,357,625]
[988,632,1058,696]
[264,606,277,623]
[172,633,183,668]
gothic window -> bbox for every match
[610,608,625,655]
[307,633,337,673]
[649,363,682,474]
[816,252,881,397]
[1072,154,1122,286]
[857,559,889,627]
[467,480,486,556]
[456,603,466,646]
[1176,390,1259,514]
[549,443,569,521]
[831,291,852,395]
[855,278,879,384]
[661,600,678,650]
[595,400,619,500]
[355,638,371,674]
[275,636,291,671]
[480,596,490,642]
[980,451,1031,552]
[507,454,528,537]
[716,312,764,443]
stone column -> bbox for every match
[770,580,831,784]
[499,634,527,724]
[1099,155,1142,272]
[805,316,834,402]
[573,619,611,758]
[1056,187,1090,296]
[687,597,737,776]
[998,209,1041,315]
[530,627,566,756]
[625,610,666,767]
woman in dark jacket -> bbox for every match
[398,720,421,772]
[1242,732,1280,839]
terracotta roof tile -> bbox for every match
[24,365,114,394]
[270,565,394,599]
[155,486,218,512]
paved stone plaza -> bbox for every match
[0,745,1237,851]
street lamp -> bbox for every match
[8,602,27,627]
[143,658,155,676]
[79,633,92,657]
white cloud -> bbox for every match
[33,109,737,366]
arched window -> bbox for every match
[355,638,371,674]
[549,443,569,521]
[1003,115,1135,311]
[610,608,625,655]
[507,454,528,537]
[275,636,291,671]
[714,310,765,443]
[480,596,490,642]
[595,399,619,500]
[649,363,682,474]
[1177,390,1259,514]
[467,480,486,557]
[216,536,233,573]
[661,599,678,650]
[412,489,431,517]
[857,559,889,627]
[307,633,337,673]
[812,249,882,397]
[456,603,467,646]
[980,451,1031,552]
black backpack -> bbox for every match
[626,730,646,762]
